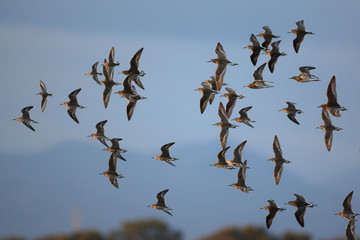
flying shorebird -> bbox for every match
[317,107,343,152]
[36,80,52,112]
[100,151,124,189]
[226,140,249,168]
[261,200,286,229]
[257,26,280,49]
[208,42,238,91]
[289,66,320,83]
[115,73,147,121]
[13,106,38,132]
[229,160,253,193]
[60,88,85,124]
[221,87,245,118]
[100,64,120,108]
[286,193,317,228]
[279,102,303,125]
[268,135,291,185]
[319,76,347,117]
[103,46,120,69]
[244,34,266,66]
[244,62,273,89]
[149,189,173,216]
[345,218,357,240]
[213,102,238,149]
[153,142,178,167]
[195,82,217,114]
[85,61,102,85]
[104,138,127,161]
[210,146,234,170]
[264,40,286,73]
[289,20,314,54]
[119,48,145,90]
[233,106,256,128]
[336,191,359,221]
[88,120,110,147]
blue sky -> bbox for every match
[1,0,360,239]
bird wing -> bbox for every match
[68,88,81,104]
[233,140,246,163]
[321,108,333,126]
[41,95,49,112]
[250,34,261,47]
[109,175,119,189]
[295,206,307,227]
[287,112,300,125]
[296,20,306,32]
[343,191,354,213]
[219,127,229,150]
[200,92,211,114]
[130,48,143,71]
[156,189,169,205]
[103,85,113,108]
[215,63,227,91]
[293,34,305,53]
[217,146,230,164]
[160,142,175,158]
[273,135,283,158]
[250,48,261,66]
[40,80,47,92]
[266,209,278,229]
[92,61,99,73]
[23,122,35,132]
[108,47,116,63]
[126,100,137,121]
[21,106,33,118]
[253,63,266,80]
[274,161,284,185]
[67,108,79,124]
[345,219,356,240]
[215,42,227,59]
[326,76,339,106]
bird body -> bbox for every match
[336,191,359,221]
[229,160,253,193]
[149,189,173,216]
[280,102,303,125]
[221,87,245,118]
[213,102,238,149]
[195,82,217,114]
[289,20,314,53]
[85,61,102,85]
[13,106,38,132]
[290,66,319,83]
[226,140,249,168]
[286,193,317,227]
[261,200,286,229]
[317,108,342,151]
[268,135,291,185]
[36,80,52,112]
[233,106,256,128]
[100,151,124,189]
[208,42,238,91]
[153,142,178,167]
[211,146,234,170]
[120,48,145,90]
[61,88,85,124]
[88,120,110,147]
[245,34,265,66]
[244,62,273,89]
[265,40,286,73]
[257,26,280,49]
[319,76,347,117]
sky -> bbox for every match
[1,0,360,239]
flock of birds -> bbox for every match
[12,20,356,239]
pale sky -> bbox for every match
[1,1,360,239]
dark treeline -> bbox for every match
[0,218,346,240]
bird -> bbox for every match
[119,48,145,90]
[345,218,357,240]
[153,142,178,167]
[115,74,147,121]
[208,42,238,91]
[317,107,343,151]
[229,160,253,193]
[279,102,303,125]
[233,106,256,128]
[244,34,265,66]
[103,46,120,69]
[221,87,245,118]
[104,138,127,161]
[286,193,317,227]
[149,189,173,216]
[257,26,280,49]
[336,191,359,221]
[264,40,286,73]
[60,88,85,124]
[195,82,217,114]
[100,151,124,189]
[289,20,314,53]
[289,66,320,83]
[100,64,120,108]
[244,62,273,89]
[36,80,52,112]
[13,106,38,132]
[85,61,102,85]
[319,76,347,117]
[268,135,291,185]
[213,102,238,149]
[261,200,286,229]
[88,120,110,147]
[210,146,234,170]
[226,140,249,168]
